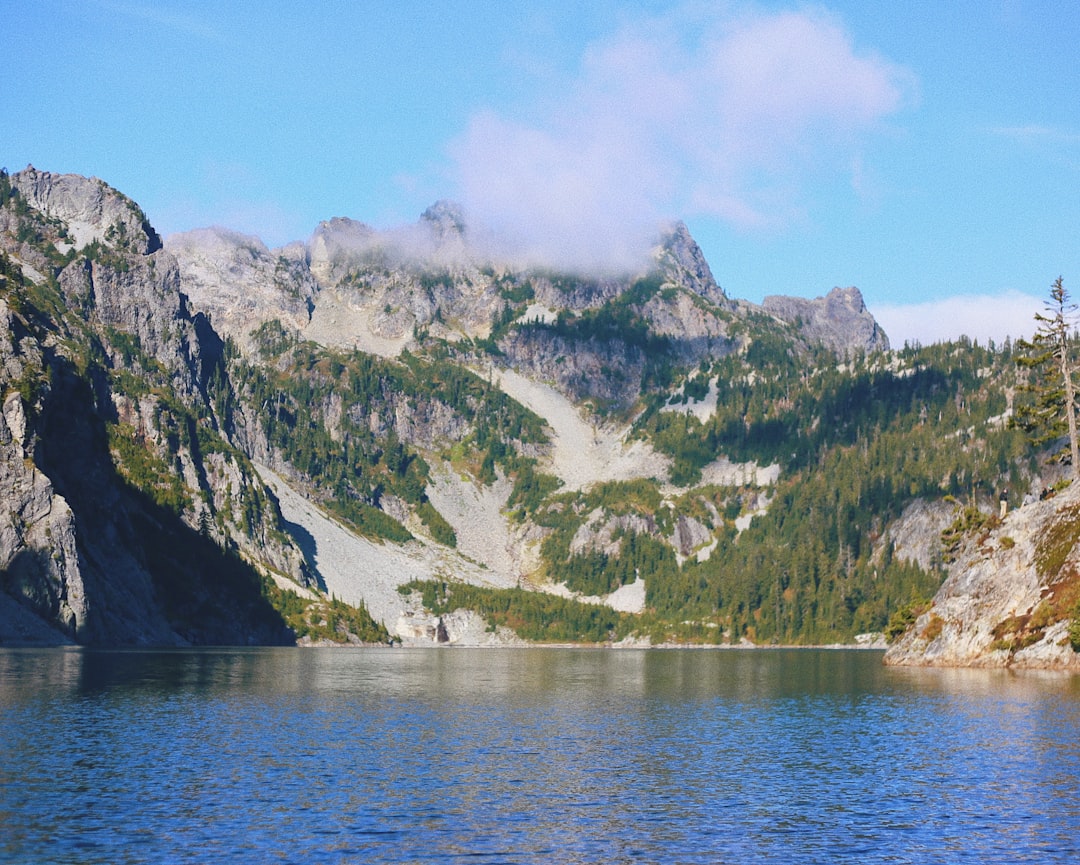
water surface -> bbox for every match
[2,647,1079,863]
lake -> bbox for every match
[1,647,1079,864]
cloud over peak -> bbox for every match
[450,5,913,273]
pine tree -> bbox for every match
[1014,277,1080,478]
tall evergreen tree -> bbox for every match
[1014,277,1080,478]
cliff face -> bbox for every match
[166,227,318,350]
[167,208,880,404]
[1,168,300,646]
[885,483,1080,670]
[11,165,162,254]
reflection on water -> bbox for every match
[2,647,1079,864]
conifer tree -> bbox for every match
[1014,277,1080,478]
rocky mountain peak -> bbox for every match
[420,200,467,242]
[654,221,727,308]
[307,216,378,286]
[762,286,890,354]
[11,165,162,255]
[6,166,1036,654]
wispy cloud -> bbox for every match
[450,6,914,272]
[990,124,1080,144]
[90,0,229,45]
[873,289,1043,347]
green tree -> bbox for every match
[1014,277,1080,478]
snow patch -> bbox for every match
[660,376,719,422]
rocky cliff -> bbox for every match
[1,167,304,645]
[885,481,1080,669]
[168,208,877,377]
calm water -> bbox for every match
[2,648,1080,864]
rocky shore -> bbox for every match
[885,481,1080,670]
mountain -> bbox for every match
[3,165,1066,655]
[762,286,889,356]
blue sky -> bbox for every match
[4,1,1079,346]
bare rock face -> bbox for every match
[885,498,956,572]
[763,286,890,355]
[640,290,737,361]
[306,216,378,287]
[570,510,658,558]
[4,167,903,645]
[169,201,886,403]
[671,515,714,558]
[420,200,467,245]
[0,381,85,644]
[885,484,1080,669]
[167,227,318,350]
[12,165,161,254]
[501,328,646,407]
[1,170,306,645]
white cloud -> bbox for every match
[450,5,913,272]
[873,289,1044,347]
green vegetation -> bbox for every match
[511,336,1027,644]
[0,185,299,646]
[263,583,391,643]
[7,167,1073,650]
[107,422,193,514]
[1014,277,1080,476]
[232,324,549,543]
[1014,275,1080,652]
[941,504,998,563]
[401,580,635,643]
[885,596,931,643]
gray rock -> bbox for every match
[1,173,311,644]
[167,227,318,350]
[671,515,713,557]
[763,286,890,354]
[12,165,161,254]
[655,220,728,308]
[885,484,1080,669]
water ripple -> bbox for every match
[2,648,1080,863]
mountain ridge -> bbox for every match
[6,165,1060,656]
[167,203,887,364]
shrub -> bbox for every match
[418,500,456,547]
[921,613,945,642]
[884,597,930,643]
